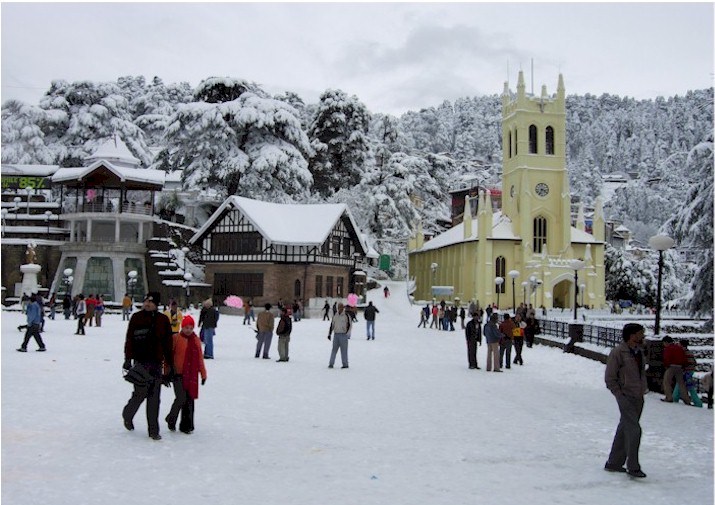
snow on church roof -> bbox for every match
[414,211,599,253]
[191,196,368,251]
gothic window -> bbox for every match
[508,131,512,158]
[294,279,302,298]
[533,216,547,254]
[545,126,555,155]
[529,125,538,154]
[514,129,518,155]
[495,256,506,294]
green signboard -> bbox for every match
[378,254,391,271]
[1,176,51,190]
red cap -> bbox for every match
[181,315,195,328]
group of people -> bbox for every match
[465,310,540,371]
[122,292,209,440]
[660,336,708,408]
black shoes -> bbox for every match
[341,365,349,369]
[328,365,334,368]
[166,418,176,431]
[627,469,647,478]
[604,463,627,473]
[37,348,46,352]
[123,419,134,431]
[149,434,162,441]
[16,348,27,352]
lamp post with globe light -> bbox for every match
[508,270,520,314]
[569,259,586,321]
[648,234,675,335]
[127,270,138,303]
[183,272,193,308]
[521,281,529,306]
[494,277,504,309]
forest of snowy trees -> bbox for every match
[1,75,712,314]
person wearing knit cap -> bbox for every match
[165,315,207,434]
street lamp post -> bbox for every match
[649,234,675,335]
[580,283,586,309]
[183,272,193,307]
[127,270,138,303]
[569,259,586,320]
[494,276,504,309]
[44,210,52,239]
[430,263,438,298]
[63,268,74,296]
[508,270,520,314]
[521,281,528,306]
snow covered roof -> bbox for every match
[1,164,59,177]
[191,196,368,251]
[52,159,165,187]
[85,136,140,167]
[413,211,600,253]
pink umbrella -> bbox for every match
[347,293,358,307]
[224,295,243,309]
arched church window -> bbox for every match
[495,256,506,293]
[529,125,538,154]
[514,129,518,155]
[533,216,547,254]
[508,131,512,158]
[545,126,555,155]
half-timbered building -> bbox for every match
[190,196,368,308]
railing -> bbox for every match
[61,203,153,216]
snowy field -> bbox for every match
[2,282,713,505]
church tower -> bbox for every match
[501,71,569,258]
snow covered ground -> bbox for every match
[2,281,713,505]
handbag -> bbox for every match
[123,363,153,387]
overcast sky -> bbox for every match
[1,2,713,115]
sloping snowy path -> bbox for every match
[2,282,712,505]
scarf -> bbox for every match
[182,333,201,400]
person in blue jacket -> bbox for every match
[17,294,46,352]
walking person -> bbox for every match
[17,294,46,352]
[94,295,105,327]
[48,293,57,320]
[512,314,526,365]
[484,313,501,372]
[122,292,174,441]
[163,300,184,334]
[122,293,132,321]
[165,315,207,434]
[243,298,254,325]
[322,301,331,321]
[498,313,515,369]
[364,301,379,340]
[430,305,439,329]
[74,294,87,335]
[255,303,275,359]
[604,323,648,478]
[62,293,72,320]
[459,306,466,329]
[276,306,293,362]
[661,336,691,405]
[418,304,429,328]
[465,311,482,369]
[328,302,352,369]
[198,298,219,359]
[85,294,96,327]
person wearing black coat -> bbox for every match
[363,301,379,340]
[465,312,482,369]
[122,291,174,441]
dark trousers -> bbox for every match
[166,376,195,432]
[76,315,86,335]
[607,395,644,472]
[499,338,512,368]
[20,323,45,350]
[513,337,524,365]
[123,371,162,437]
[466,338,478,368]
[255,331,273,358]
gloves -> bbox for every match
[201,378,206,385]
[327,334,332,341]
[122,360,132,371]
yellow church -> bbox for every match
[408,72,606,311]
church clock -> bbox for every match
[535,183,549,197]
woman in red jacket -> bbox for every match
[165,315,207,434]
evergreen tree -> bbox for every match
[307,89,371,196]
[1,100,55,164]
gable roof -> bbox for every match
[85,136,141,167]
[190,196,367,252]
[51,159,165,188]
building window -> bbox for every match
[529,125,538,154]
[326,276,334,297]
[342,237,351,258]
[214,273,263,297]
[533,216,547,254]
[321,240,330,256]
[315,275,323,297]
[294,279,302,298]
[83,257,115,300]
[211,232,262,255]
[332,236,341,257]
[495,256,506,294]
[508,131,512,158]
[545,126,555,155]
[514,129,518,155]
[336,277,344,297]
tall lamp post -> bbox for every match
[127,270,138,303]
[494,276,504,309]
[569,259,586,320]
[649,234,675,335]
[183,272,193,308]
[580,283,586,309]
[430,263,438,300]
[508,270,520,314]
[63,268,74,296]
[521,281,528,306]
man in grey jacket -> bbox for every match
[604,323,647,478]
[328,303,352,369]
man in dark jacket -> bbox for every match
[464,311,481,369]
[363,301,379,340]
[604,323,648,478]
[122,291,174,440]
[276,306,293,362]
